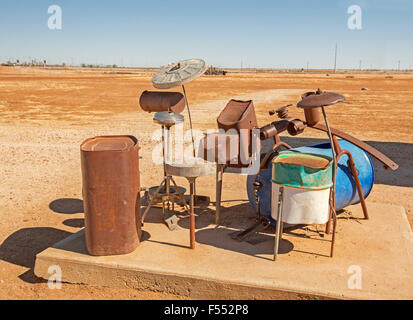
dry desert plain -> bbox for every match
[0,66,412,299]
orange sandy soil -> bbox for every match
[0,66,412,299]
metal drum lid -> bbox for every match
[152,59,207,89]
[297,90,345,109]
[153,111,184,126]
[81,136,136,152]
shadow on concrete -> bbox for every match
[0,227,73,283]
[282,136,412,188]
[141,199,217,230]
[49,198,84,214]
[196,228,294,261]
[53,229,151,257]
[62,218,85,228]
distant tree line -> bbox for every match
[1,59,119,69]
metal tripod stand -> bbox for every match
[141,116,190,225]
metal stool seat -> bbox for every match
[166,158,216,249]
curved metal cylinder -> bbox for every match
[247,140,375,224]
[139,90,185,113]
[287,119,307,136]
[81,136,141,256]
[304,108,321,126]
[260,124,278,140]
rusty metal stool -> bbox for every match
[166,159,216,249]
[141,111,190,226]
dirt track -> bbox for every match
[0,66,412,299]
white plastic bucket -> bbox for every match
[271,184,331,225]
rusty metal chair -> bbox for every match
[200,99,293,226]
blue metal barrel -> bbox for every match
[247,140,375,222]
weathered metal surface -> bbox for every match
[259,119,290,140]
[272,152,333,190]
[165,159,216,178]
[147,185,186,202]
[200,132,236,164]
[311,123,399,170]
[81,136,141,256]
[139,91,185,113]
[273,152,332,169]
[287,119,307,136]
[269,104,291,119]
[304,108,321,125]
[297,90,345,109]
[152,59,207,89]
[153,111,184,126]
[259,123,279,140]
[217,99,258,131]
[248,140,374,223]
[332,135,369,220]
[216,99,258,168]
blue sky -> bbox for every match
[0,0,412,69]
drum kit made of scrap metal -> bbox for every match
[80,58,399,261]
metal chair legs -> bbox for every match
[273,186,337,260]
[273,187,284,261]
[216,164,224,225]
[188,178,196,249]
[330,207,337,257]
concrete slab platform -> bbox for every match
[34,202,413,299]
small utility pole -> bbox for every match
[398,60,401,71]
[333,43,338,73]
[359,60,362,71]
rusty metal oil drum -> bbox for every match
[81,135,141,256]
[139,90,185,113]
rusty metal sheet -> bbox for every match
[297,91,345,109]
[81,135,141,256]
[215,99,258,168]
[217,99,258,131]
[311,123,399,170]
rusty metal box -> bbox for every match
[81,136,141,256]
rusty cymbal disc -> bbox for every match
[152,59,207,89]
[297,90,345,109]
[153,111,184,126]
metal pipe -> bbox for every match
[189,178,196,249]
[182,85,196,158]
[274,186,284,261]
[321,107,337,234]
[182,84,198,203]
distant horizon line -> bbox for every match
[1,62,412,72]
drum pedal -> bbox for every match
[230,221,263,242]
[165,215,179,231]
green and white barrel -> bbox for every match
[271,152,333,225]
